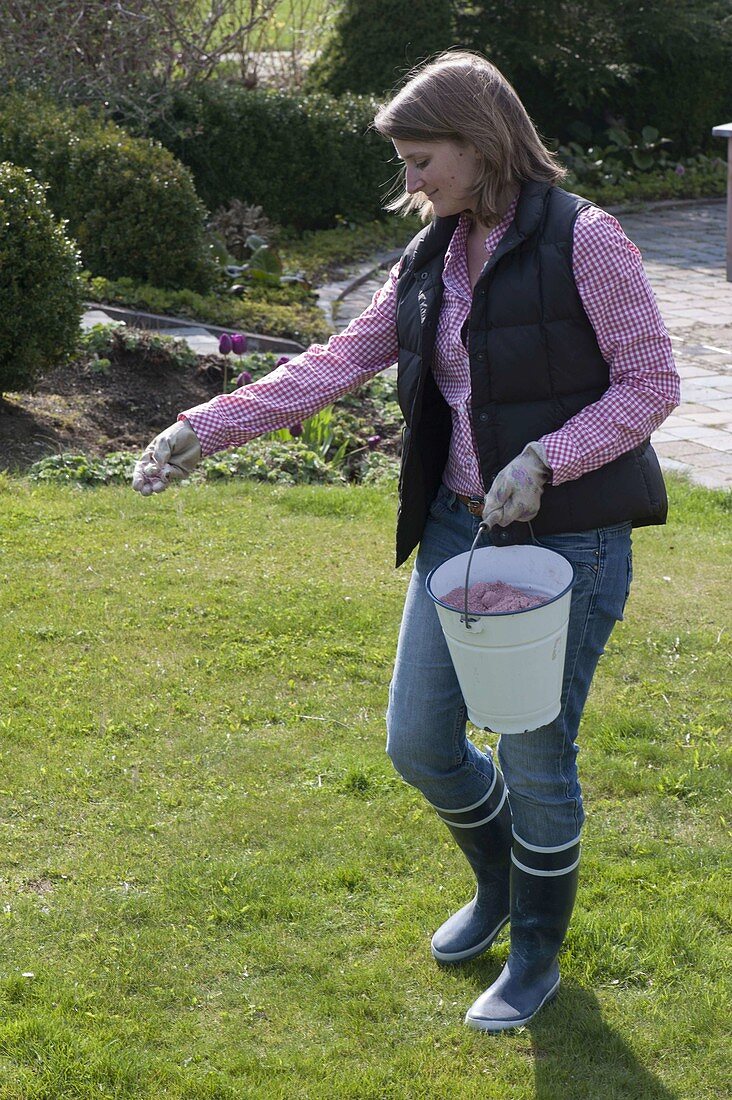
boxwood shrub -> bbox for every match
[149,86,394,231]
[0,163,82,394]
[0,94,215,291]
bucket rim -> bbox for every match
[425,547,576,618]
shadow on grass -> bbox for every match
[446,957,679,1097]
[529,983,679,1100]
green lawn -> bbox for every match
[0,473,729,1099]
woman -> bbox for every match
[133,51,680,1031]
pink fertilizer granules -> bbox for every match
[440,580,546,614]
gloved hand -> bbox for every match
[482,442,551,528]
[132,420,202,496]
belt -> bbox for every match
[456,493,485,517]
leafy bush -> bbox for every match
[456,0,732,156]
[608,0,732,155]
[208,200,280,262]
[82,274,329,347]
[0,1,285,131]
[0,94,215,290]
[306,0,454,96]
[575,160,727,207]
[148,86,392,231]
[0,163,82,394]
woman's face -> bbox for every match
[392,138,480,217]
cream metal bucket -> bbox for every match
[426,541,575,735]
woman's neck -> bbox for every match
[468,185,520,238]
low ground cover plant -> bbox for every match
[80,324,198,375]
[557,124,727,203]
[0,473,728,1098]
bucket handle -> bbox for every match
[462,522,488,630]
[462,520,537,629]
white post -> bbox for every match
[712,123,732,282]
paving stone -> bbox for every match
[681,384,732,403]
[678,449,732,468]
[692,468,732,488]
[177,334,222,355]
[685,410,732,425]
[691,431,732,451]
[82,309,121,330]
[654,440,715,459]
[674,365,723,379]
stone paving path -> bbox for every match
[332,199,732,491]
[624,202,732,489]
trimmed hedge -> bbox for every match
[82,274,330,347]
[0,163,82,393]
[0,94,215,290]
[149,86,393,231]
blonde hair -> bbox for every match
[373,50,566,225]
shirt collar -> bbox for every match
[443,194,520,297]
[483,193,520,254]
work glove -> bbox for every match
[132,420,202,496]
[482,442,551,528]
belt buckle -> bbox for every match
[467,495,484,517]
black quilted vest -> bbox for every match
[393,180,668,566]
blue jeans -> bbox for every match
[386,485,632,848]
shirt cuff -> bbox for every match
[178,407,235,457]
[539,433,585,486]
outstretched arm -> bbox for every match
[132,262,401,493]
[179,264,401,456]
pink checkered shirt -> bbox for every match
[181,199,680,490]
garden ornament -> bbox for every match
[132,420,202,496]
[482,442,550,528]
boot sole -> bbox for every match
[431,914,509,965]
[464,976,561,1032]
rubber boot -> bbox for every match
[464,832,580,1031]
[430,768,512,964]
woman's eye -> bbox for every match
[416,161,428,170]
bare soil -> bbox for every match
[0,356,224,473]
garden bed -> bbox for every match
[0,345,223,474]
[0,331,402,486]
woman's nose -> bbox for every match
[405,167,424,194]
